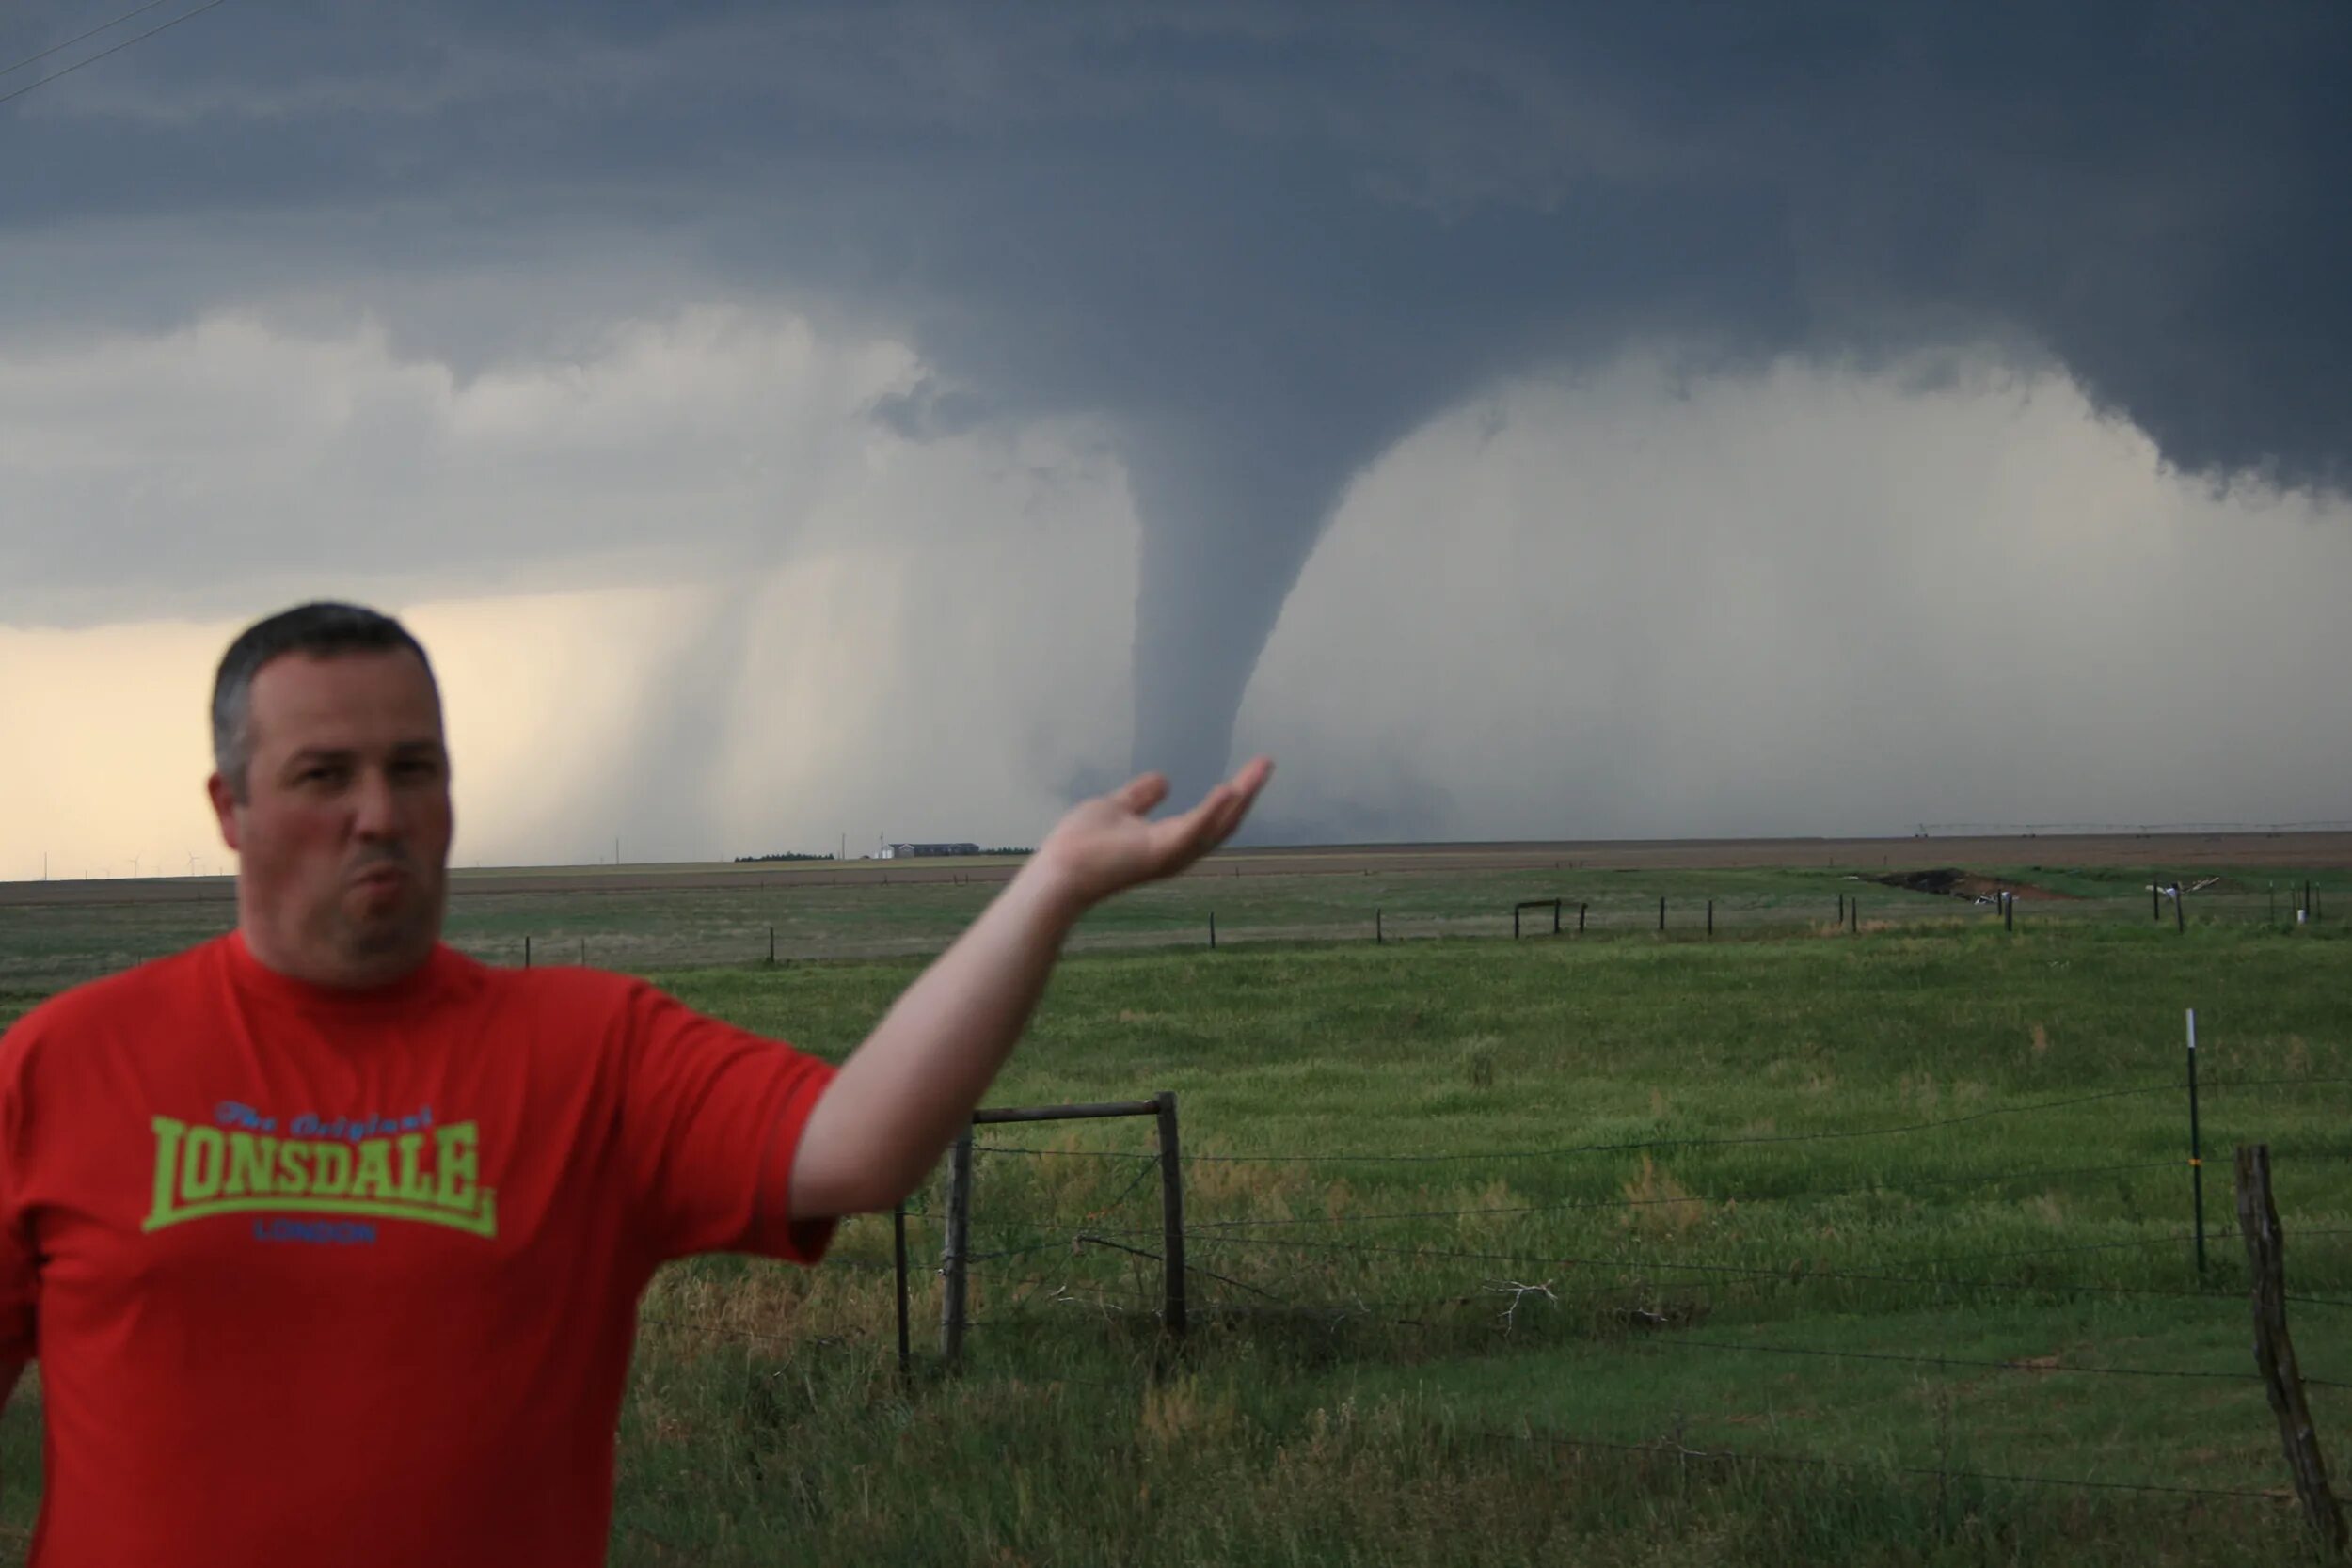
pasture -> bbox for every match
[1,832,2342,990]
[1,840,2347,1564]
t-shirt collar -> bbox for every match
[222,928,466,1017]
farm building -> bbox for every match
[881,842,981,860]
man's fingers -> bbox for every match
[1228,755,1273,811]
[1152,756,1273,868]
[1143,788,1230,870]
[1110,772,1169,816]
[1205,756,1271,841]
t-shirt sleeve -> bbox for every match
[0,1022,40,1364]
[615,982,840,1266]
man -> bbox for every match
[0,601,1270,1567]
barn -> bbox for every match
[881,842,981,860]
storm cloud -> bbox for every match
[3,3,2347,834]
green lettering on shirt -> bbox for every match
[143,1117,499,1238]
[224,1132,276,1198]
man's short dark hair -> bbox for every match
[212,602,437,800]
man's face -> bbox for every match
[207,649,453,988]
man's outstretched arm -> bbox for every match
[787,758,1271,1219]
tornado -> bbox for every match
[8,3,2352,835]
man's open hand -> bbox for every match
[1030,757,1274,915]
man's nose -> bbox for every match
[351,768,405,840]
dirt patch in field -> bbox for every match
[1873,867,2075,903]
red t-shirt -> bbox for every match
[0,932,838,1567]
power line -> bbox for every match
[0,0,230,109]
[0,0,182,78]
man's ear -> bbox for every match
[206,772,244,853]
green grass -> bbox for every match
[4,897,2349,1563]
[4,859,2342,996]
[625,922,2352,1562]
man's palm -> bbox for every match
[1039,757,1273,909]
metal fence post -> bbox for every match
[2187,1009,2206,1275]
[894,1204,911,1377]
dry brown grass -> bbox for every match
[1620,1156,1707,1238]
[1136,1375,1244,1454]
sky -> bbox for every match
[2,2,2348,877]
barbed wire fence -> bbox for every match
[4,862,2342,994]
[799,1065,2352,1538]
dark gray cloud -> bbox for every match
[4,1,2347,811]
[867,377,996,443]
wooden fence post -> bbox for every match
[1154,1091,1187,1340]
[1658,896,1666,933]
[2237,1144,2348,1555]
[939,1130,974,1368]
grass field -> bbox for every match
[0,856,2340,993]
[1,866,2348,1563]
